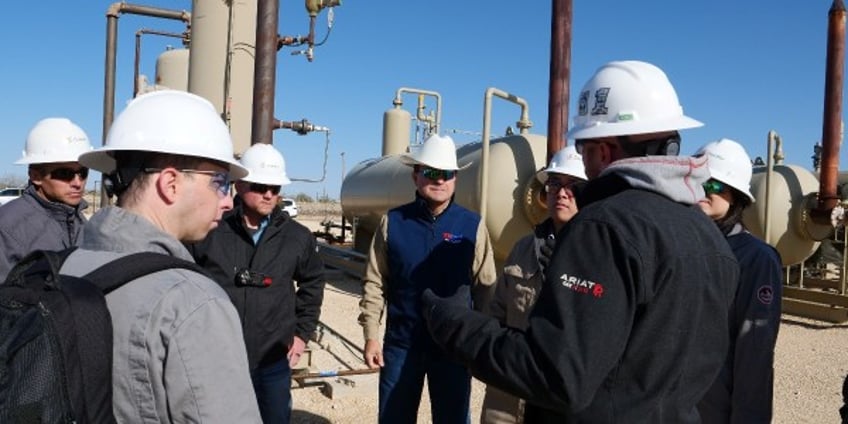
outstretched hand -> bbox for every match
[538,235,556,275]
[421,285,471,328]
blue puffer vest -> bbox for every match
[384,196,479,349]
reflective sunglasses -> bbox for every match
[49,167,89,182]
[544,178,582,194]
[702,179,727,196]
[144,168,232,197]
[249,183,282,195]
[420,168,456,181]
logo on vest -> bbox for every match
[559,273,605,298]
[442,232,463,244]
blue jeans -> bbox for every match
[378,343,471,424]
[250,359,292,424]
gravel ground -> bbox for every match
[299,208,848,423]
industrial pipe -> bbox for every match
[101,2,191,207]
[764,131,784,243]
[292,368,379,380]
[133,28,187,96]
[546,0,573,164]
[251,0,281,145]
[393,87,443,136]
[812,0,846,222]
[480,88,533,221]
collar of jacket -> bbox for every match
[24,183,88,218]
[577,173,632,209]
[413,190,457,221]
[229,195,288,228]
[533,218,557,240]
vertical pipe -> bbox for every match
[252,0,280,145]
[480,88,531,222]
[546,0,572,163]
[101,14,119,208]
[816,0,846,215]
[133,32,142,96]
[764,131,777,243]
[100,3,190,207]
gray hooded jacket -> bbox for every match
[60,207,261,424]
[0,184,87,281]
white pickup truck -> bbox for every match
[0,187,23,206]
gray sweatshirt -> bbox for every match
[60,206,262,424]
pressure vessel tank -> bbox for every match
[155,48,189,91]
[341,134,549,262]
[743,164,829,266]
[189,0,257,155]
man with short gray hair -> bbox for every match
[358,133,497,423]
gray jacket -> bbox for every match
[60,207,261,424]
[0,184,87,280]
[490,219,554,330]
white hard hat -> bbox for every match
[239,143,291,186]
[536,145,587,183]
[399,134,471,171]
[567,60,703,140]
[79,90,248,179]
[695,138,755,202]
[15,118,93,165]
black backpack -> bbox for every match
[0,248,207,424]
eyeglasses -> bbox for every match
[703,179,727,196]
[144,168,231,197]
[420,168,457,181]
[544,179,582,194]
[48,167,89,182]
[249,183,281,195]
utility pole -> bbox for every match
[340,151,346,181]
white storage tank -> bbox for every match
[155,48,189,91]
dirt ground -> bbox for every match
[292,211,848,424]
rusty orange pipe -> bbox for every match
[813,0,846,221]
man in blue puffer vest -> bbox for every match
[358,134,497,423]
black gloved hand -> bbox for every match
[421,285,471,330]
[538,235,556,275]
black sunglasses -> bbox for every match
[49,167,89,182]
[249,183,282,195]
[420,168,457,181]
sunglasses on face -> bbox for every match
[420,168,456,181]
[144,168,232,197]
[544,178,581,194]
[249,183,282,195]
[48,167,89,182]
[703,179,727,196]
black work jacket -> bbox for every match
[425,173,739,423]
[188,200,325,369]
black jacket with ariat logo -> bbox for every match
[188,200,325,370]
[423,156,739,423]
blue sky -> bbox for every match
[0,1,842,199]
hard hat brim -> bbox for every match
[398,154,472,171]
[79,148,249,180]
[567,115,703,140]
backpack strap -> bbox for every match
[83,252,210,294]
